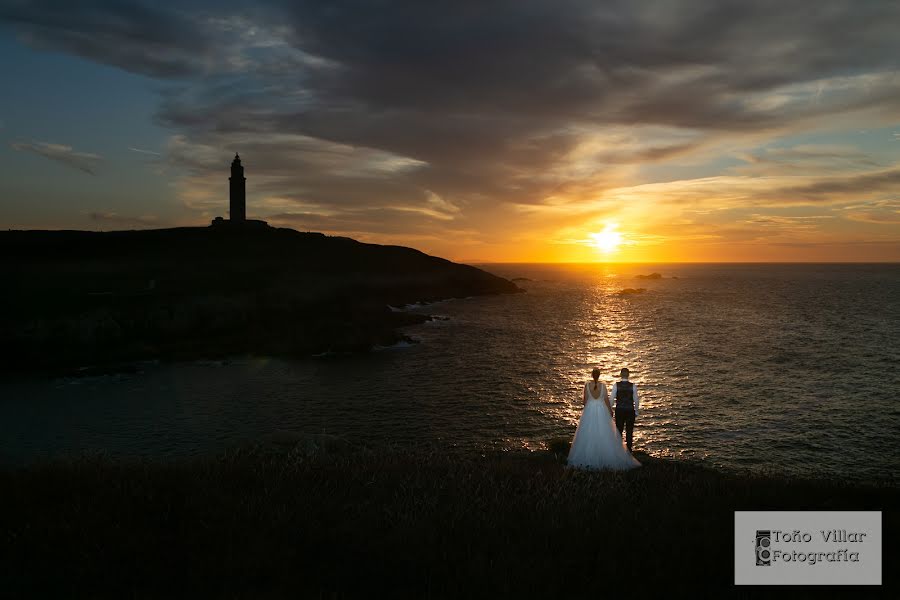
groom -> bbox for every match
[611,368,639,452]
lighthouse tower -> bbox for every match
[211,153,267,229]
[229,153,246,222]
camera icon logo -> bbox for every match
[755,530,771,566]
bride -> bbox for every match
[567,368,641,470]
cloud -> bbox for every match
[10,140,102,174]
[0,0,222,78]
[841,200,900,225]
[845,211,900,225]
[595,166,900,210]
[128,146,161,156]
[734,144,883,175]
[777,166,900,201]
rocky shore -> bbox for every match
[0,227,521,375]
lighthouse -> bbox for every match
[229,153,246,222]
[210,153,268,229]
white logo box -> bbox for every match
[735,511,881,585]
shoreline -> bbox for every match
[4,296,460,381]
[9,307,433,381]
[3,435,895,489]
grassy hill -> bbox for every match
[0,227,520,374]
[1,441,895,597]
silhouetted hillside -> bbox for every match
[0,227,520,374]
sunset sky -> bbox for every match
[1,1,898,262]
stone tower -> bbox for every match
[229,153,246,222]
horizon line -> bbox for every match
[4,228,896,265]
[466,260,900,265]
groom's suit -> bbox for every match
[611,379,639,452]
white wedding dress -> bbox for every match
[567,381,641,470]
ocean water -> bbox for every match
[1,263,898,483]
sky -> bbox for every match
[0,0,898,263]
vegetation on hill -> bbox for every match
[0,227,520,374]
[1,441,895,597]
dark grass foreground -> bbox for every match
[1,440,895,598]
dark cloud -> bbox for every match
[271,0,900,136]
[778,166,900,201]
[10,140,102,174]
[0,0,222,77]
[733,144,884,176]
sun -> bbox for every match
[588,224,623,253]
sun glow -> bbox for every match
[588,224,623,253]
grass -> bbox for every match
[1,440,895,598]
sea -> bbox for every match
[1,263,898,483]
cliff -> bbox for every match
[0,227,521,374]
